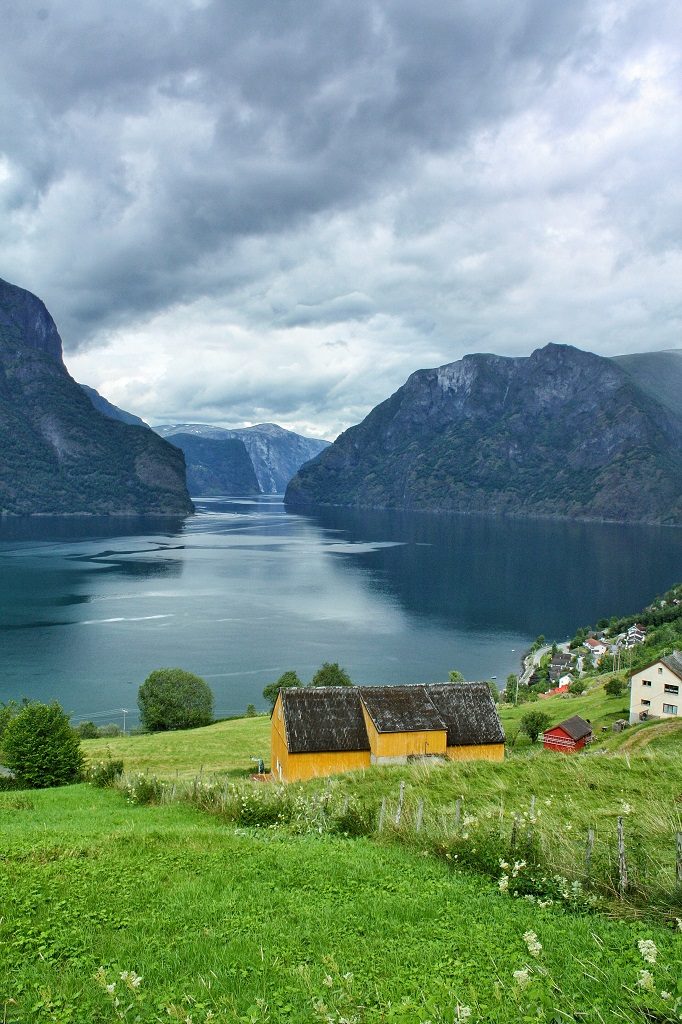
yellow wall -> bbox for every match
[446,743,505,762]
[361,706,447,760]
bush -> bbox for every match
[310,662,352,687]
[99,723,122,737]
[85,758,124,787]
[120,773,164,805]
[76,721,100,739]
[1,702,83,788]
[138,668,214,731]
[569,679,586,695]
[604,678,624,697]
[263,670,302,710]
[519,710,552,744]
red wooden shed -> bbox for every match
[543,715,592,753]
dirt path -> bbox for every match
[618,720,682,752]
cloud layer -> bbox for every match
[1,0,680,437]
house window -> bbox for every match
[641,680,652,687]
[662,704,678,715]
[664,684,680,695]
[641,699,651,706]
[658,667,663,674]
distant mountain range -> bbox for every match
[612,350,682,420]
[79,384,149,428]
[286,343,682,525]
[0,278,193,516]
[155,423,330,495]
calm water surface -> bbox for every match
[1,497,681,726]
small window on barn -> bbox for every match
[664,684,680,695]
[641,699,651,706]
[658,667,663,674]
[641,679,652,687]
[662,703,678,715]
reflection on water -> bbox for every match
[1,497,680,726]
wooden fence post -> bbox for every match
[395,782,405,826]
[378,797,386,832]
[585,828,595,878]
[617,816,628,898]
[676,832,682,887]
[415,799,424,833]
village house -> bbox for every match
[543,715,593,753]
[271,683,505,783]
[585,637,608,665]
[629,651,682,724]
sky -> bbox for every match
[1,1,681,440]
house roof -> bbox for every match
[585,638,606,649]
[359,685,446,734]
[662,651,682,681]
[426,684,505,746]
[548,715,592,741]
[278,683,506,754]
[280,687,371,755]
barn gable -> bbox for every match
[426,684,505,746]
[358,685,446,733]
[280,686,370,754]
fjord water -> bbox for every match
[1,497,682,727]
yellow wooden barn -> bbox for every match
[271,683,504,782]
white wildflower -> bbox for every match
[455,1006,472,1021]
[323,975,334,987]
[637,970,655,992]
[499,860,509,870]
[676,918,682,932]
[511,860,526,877]
[661,991,672,1001]
[523,930,542,957]
[498,875,509,892]
[637,939,657,965]
[106,983,116,995]
[621,801,633,814]
[513,968,530,989]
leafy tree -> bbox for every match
[505,674,519,703]
[76,720,100,739]
[485,680,499,703]
[448,670,465,682]
[262,670,302,710]
[0,700,19,741]
[245,704,258,718]
[310,662,353,687]
[569,679,586,695]
[519,710,552,744]
[138,668,214,732]
[604,678,624,697]
[1,701,83,788]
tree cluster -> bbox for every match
[263,662,352,709]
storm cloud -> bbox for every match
[1,0,680,436]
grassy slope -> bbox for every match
[1,785,681,1024]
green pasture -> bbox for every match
[0,785,680,1024]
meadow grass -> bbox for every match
[1,785,681,1024]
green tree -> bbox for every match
[569,679,586,695]
[262,670,302,710]
[138,668,214,732]
[0,700,19,741]
[604,678,624,697]
[519,709,552,744]
[485,680,499,703]
[310,662,353,687]
[245,704,258,718]
[448,670,465,682]
[76,720,100,739]
[1,701,83,788]
[505,674,519,703]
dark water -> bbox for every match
[1,498,681,727]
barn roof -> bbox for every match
[549,715,592,741]
[280,687,371,755]
[426,684,506,746]
[359,685,446,734]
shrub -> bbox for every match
[605,678,624,697]
[138,668,214,731]
[1,701,83,788]
[569,679,586,695]
[245,703,257,718]
[76,720,100,739]
[519,710,552,744]
[121,773,164,805]
[263,670,302,710]
[85,758,124,787]
[310,662,352,687]
[99,723,122,737]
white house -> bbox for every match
[585,637,608,665]
[629,652,682,724]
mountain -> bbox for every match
[0,277,193,515]
[285,343,682,525]
[611,350,682,420]
[163,433,260,496]
[156,422,329,493]
[79,384,149,428]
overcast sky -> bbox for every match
[1,1,680,438]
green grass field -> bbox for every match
[1,785,681,1024]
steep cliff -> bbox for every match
[0,277,193,515]
[157,422,329,493]
[79,384,149,428]
[164,433,260,496]
[285,344,682,525]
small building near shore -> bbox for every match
[543,715,592,754]
[271,683,505,783]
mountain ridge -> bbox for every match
[285,343,682,525]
